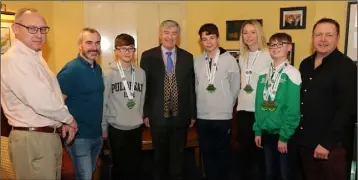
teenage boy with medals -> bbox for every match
[194,23,240,180]
[102,34,146,180]
[253,33,301,180]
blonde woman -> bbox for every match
[236,20,271,180]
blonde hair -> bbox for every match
[239,20,268,59]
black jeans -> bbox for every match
[236,111,265,180]
[262,132,299,180]
[196,119,232,180]
[150,119,188,180]
[108,125,142,180]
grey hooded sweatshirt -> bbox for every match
[194,47,241,120]
[102,60,146,132]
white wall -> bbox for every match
[83,2,186,71]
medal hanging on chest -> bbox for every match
[116,62,136,109]
[205,50,220,93]
[243,51,259,94]
[261,62,287,111]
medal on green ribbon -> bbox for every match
[243,84,254,94]
[206,84,216,93]
[127,99,136,109]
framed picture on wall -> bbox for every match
[227,49,241,65]
[344,1,357,62]
[1,19,15,55]
[226,19,263,41]
[280,7,307,29]
[288,43,295,66]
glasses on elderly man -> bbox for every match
[115,47,136,53]
[15,23,50,34]
[268,42,291,49]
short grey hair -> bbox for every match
[78,27,101,45]
[14,8,39,23]
[160,20,180,34]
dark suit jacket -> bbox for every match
[140,45,196,127]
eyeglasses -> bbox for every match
[268,42,291,49]
[115,47,136,53]
[15,23,50,34]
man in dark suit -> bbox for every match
[140,20,196,180]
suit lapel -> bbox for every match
[175,47,186,81]
[154,46,165,71]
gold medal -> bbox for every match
[127,99,136,109]
[206,84,216,93]
[243,84,254,94]
[261,100,269,111]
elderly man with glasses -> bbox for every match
[1,8,77,179]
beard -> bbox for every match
[83,50,100,61]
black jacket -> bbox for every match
[298,49,357,150]
[140,45,196,127]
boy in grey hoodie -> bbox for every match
[194,23,240,180]
[102,34,146,180]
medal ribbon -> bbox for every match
[205,49,220,85]
[116,61,135,100]
[245,51,260,85]
[263,61,287,101]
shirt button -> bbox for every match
[309,77,312,80]
[300,126,304,130]
[301,114,303,117]
[304,89,307,92]
[301,102,304,105]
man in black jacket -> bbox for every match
[298,18,357,180]
[140,20,196,180]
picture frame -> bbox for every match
[344,1,357,62]
[227,49,241,65]
[288,43,295,66]
[280,7,307,29]
[226,19,263,41]
[1,19,15,55]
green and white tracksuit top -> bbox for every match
[253,60,301,143]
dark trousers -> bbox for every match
[108,125,142,180]
[196,119,232,180]
[150,120,188,180]
[299,144,347,180]
[236,111,265,180]
[262,132,299,180]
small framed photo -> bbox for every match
[280,7,307,29]
[226,19,263,41]
[227,49,241,64]
[288,43,295,66]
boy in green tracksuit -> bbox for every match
[253,33,301,180]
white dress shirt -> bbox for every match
[1,40,73,128]
[237,50,272,112]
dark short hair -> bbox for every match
[114,33,135,48]
[198,23,219,38]
[313,18,340,35]
[269,33,292,43]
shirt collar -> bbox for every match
[161,45,176,55]
[311,48,340,65]
[77,54,97,68]
[14,39,41,57]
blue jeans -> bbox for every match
[262,132,298,180]
[67,137,103,180]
